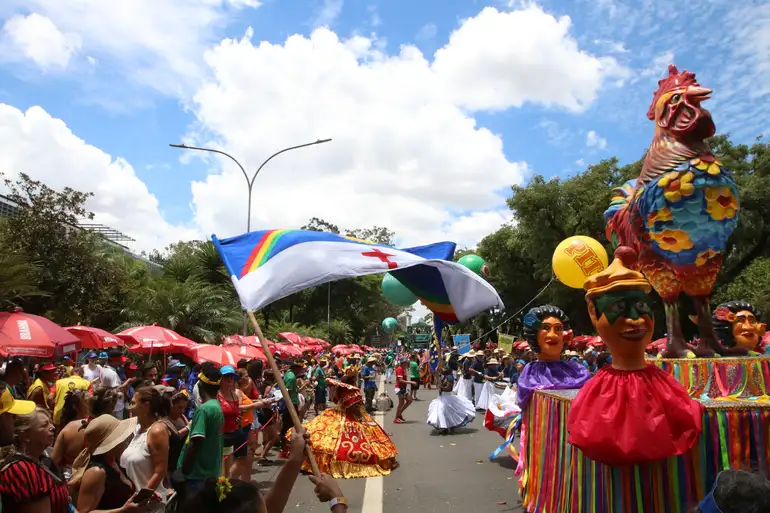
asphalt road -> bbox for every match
[255,379,525,513]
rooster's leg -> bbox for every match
[692,296,746,357]
[661,300,687,358]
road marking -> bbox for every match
[362,375,386,513]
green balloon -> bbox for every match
[458,254,489,277]
[381,273,417,307]
[382,317,398,334]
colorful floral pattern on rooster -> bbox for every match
[605,158,739,299]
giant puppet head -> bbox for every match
[584,247,654,371]
[713,301,767,352]
[522,305,574,362]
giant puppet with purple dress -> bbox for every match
[516,65,770,513]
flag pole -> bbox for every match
[247,311,321,476]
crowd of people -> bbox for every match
[0,349,358,513]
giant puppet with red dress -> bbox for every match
[517,65,770,513]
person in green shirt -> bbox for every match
[409,355,421,400]
[177,362,224,503]
[279,360,305,458]
[312,359,329,415]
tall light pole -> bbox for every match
[170,138,332,232]
[170,138,333,333]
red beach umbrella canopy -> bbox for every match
[189,344,238,366]
[118,325,196,355]
[66,326,124,350]
[0,308,80,358]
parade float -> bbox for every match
[516,65,770,513]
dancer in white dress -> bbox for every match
[427,368,475,435]
[453,351,475,402]
[474,358,504,411]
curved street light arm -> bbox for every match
[250,139,332,187]
[168,144,250,188]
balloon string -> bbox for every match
[468,275,555,346]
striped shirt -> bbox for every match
[0,456,70,513]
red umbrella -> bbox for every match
[278,332,303,345]
[0,308,81,358]
[189,344,238,366]
[274,343,302,357]
[587,336,606,349]
[570,335,592,350]
[223,343,266,362]
[647,337,667,352]
[513,340,529,350]
[66,326,124,350]
[239,335,278,351]
[118,325,196,355]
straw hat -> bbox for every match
[464,350,476,358]
[367,356,378,363]
[84,415,137,456]
[487,358,500,365]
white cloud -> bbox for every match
[313,0,344,28]
[432,6,627,112]
[0,13,80,71]
[0,4,627,256]
[0,104,198,251]
[576,158,585,167]
[538,119,572,146]
[185,24,539,249]
[416,23,437,41]
[0,0,261,96]
[586,130,607,150]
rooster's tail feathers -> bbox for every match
[604,179,638,222]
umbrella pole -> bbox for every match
[246,311,321,477]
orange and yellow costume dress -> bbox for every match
[289,378,398,478]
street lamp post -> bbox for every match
[170,138,332,333]
[170,138,332,232]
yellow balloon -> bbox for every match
[552,236,609,289]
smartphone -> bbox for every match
[132,488,155,504]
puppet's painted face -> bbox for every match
[590,290,654,370]
[732,310,767,350]
[537,316,566,361]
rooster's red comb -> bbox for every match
[647,64,699,120]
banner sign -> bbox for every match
[453,334,471,354]
[498,334,514,354]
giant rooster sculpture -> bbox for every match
[604,65,741,358]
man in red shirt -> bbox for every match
[394,359,416,424]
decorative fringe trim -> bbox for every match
[518,391,770,513]
[653,357,770,400]
[302,453,396,479]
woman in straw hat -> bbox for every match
[69,414,146,513]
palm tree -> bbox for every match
[0,253,48,309]
[327,319,351,345]
[118,277,242,343]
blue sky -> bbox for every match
[0,0,768,253]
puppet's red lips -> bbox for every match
[621,328,647,340]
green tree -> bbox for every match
[0,252,48,309]
[119,278,242,343]
[477,135,769,337]
[0,173,141,326]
